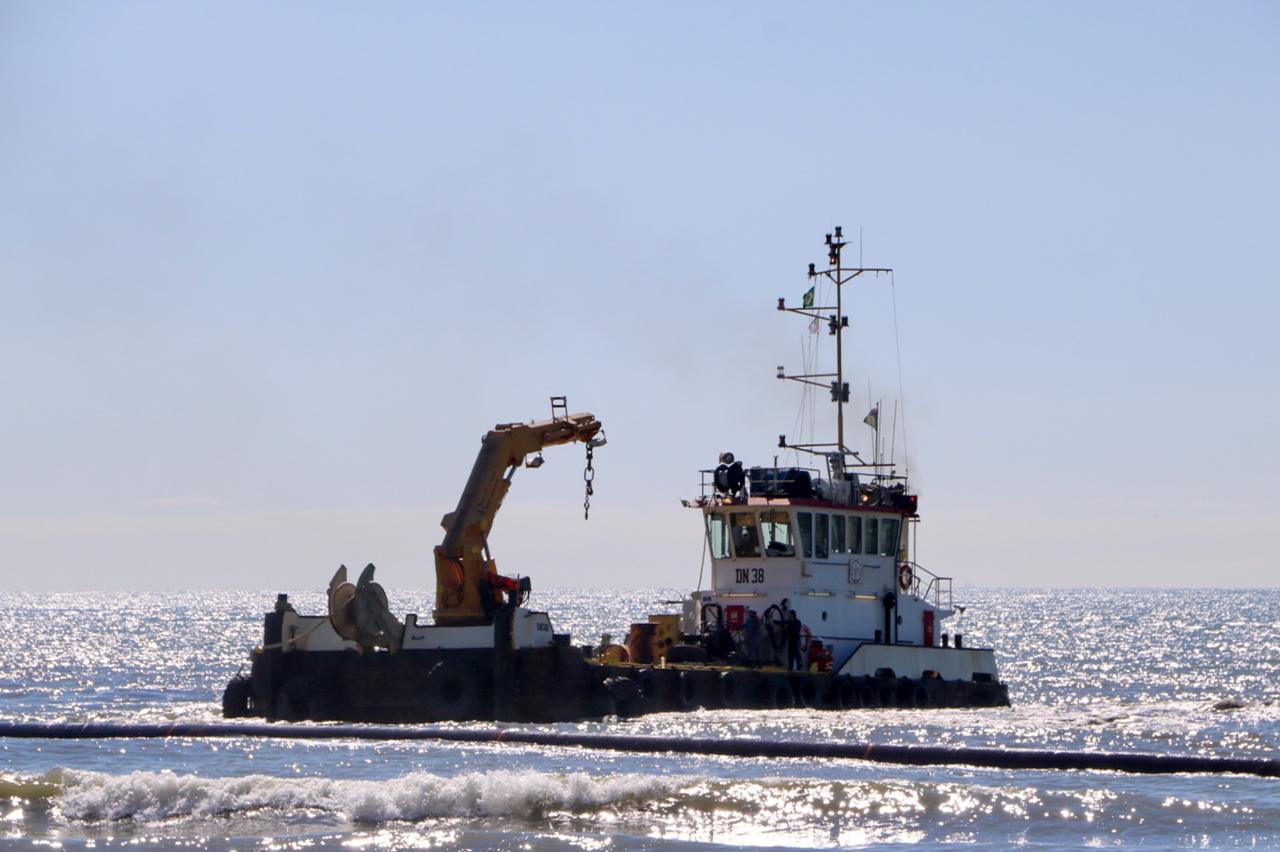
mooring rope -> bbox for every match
[1,721,1275,779]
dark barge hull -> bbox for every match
[225,639,1009,724]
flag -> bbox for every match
[808,316,820,334]
[863,406,879,430]
[801,286,815,308]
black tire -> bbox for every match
[857,679,876,709]
[222,677,253,718]
[912,683,931,709]
[877,679,896,709]
[605,677,643,718]
[665,644,708,664]
[895,677,916,709]
[637,667,682,711]
[275,675,335,722]
[424,661,483,722]
[766,675,794,709]
[685,668,723,709]
[831,676,856,711]
[675,671,698,710]
[637,668,661,701]
[587,680,617,719]
[719,670,751,708]
[791,675,819,709]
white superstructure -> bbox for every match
[679,227,998,683]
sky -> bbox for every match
[1,2,1277,592]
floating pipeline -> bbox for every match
[1,721,1276,779]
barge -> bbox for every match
[223,228,1008,723]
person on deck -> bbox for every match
[744,609,762,666]
[785,609,803,671]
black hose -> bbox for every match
[700,602,723,631]
[762,604,786,651]
[0,721,1275,779]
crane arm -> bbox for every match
[432,410,602,626]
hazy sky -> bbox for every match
[2,2,1277,592]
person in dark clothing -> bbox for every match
[743,609,762,666]
[706,623,735,661]
[785,609,803,671]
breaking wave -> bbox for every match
[0,770,61,801]
[56,768,680,822]
[6,766,1272,849]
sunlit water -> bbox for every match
[1,588,1277,849]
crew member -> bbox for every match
[744,609,762,667]
[785,609,803,671]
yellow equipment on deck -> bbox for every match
[432,397,604,626]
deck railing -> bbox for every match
[695,465,824,501]
[907,561,952,610]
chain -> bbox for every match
[583,443,595,519]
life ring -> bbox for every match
[897,562,913,592]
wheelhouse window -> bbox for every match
[848,516,862,554]
[708,513,730,559]
[879,518,901,557]
[797,511,814,558]
[831,514,847,554]
[760,511,795,557]
[863,517,879,555]
[815,513,830,559]
[730,512,761,558]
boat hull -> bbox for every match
[224,614,1009,723]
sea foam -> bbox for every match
[57,768,679,822]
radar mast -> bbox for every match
[776,226,892,479]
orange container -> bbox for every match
[627,623,657,664]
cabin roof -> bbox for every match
[686,495,917,516]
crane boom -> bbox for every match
[432,408,603,626]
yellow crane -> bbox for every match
[432,397,604,626]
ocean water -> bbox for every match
[0,587,1277,850]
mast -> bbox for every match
[777,226,892,474]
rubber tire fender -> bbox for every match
[637,667,661,701]
[894,677,917,709]
[674,671,698,711]
[682,669,722,709]
[665,644,708,665]
[877,678,897,709]
[424,660,483,722]
[604,677,643,718]
[857,678,877,709]
[275,675,336,723]
[222,677,253,719]
[719,670,753,708]
[791,675,820,709]
[831,676,857,711]
[766,675,794,709]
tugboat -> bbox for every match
[663,227,1006,704]
[223,229,1007,723]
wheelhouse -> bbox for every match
[705,501,908,591]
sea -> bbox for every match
[0,588,1277,850]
